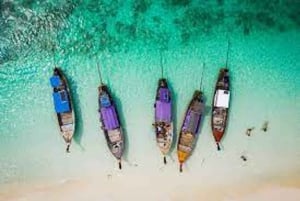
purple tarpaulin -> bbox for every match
[100,106,119,130]
[155,101,171,123]
[182,110,201,134]
[159,88,169,102]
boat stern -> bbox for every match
[62,130,73,152]
[107,129,124,160]
[157,135,173,156]
[213,130,224,144]
[112,145,123,160]
[177,150,188,164]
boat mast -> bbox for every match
[225,39,230,68]
[51,31,59,68]
[96,59,103,85]
[52,45,57,68]
[200,62,205,91]
[160,50,164,79]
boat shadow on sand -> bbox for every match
[168,80,178,157]
[111,92,131,165]
[68,77,85,151]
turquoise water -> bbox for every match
[0,0,300,189]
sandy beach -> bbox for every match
[1,170,300,201]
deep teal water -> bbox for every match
[0,0,299,186]
[1,0,300,62]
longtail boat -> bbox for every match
[49,67,75,153]
[97,62,124,169]
[211,68,230,150]
[177,90,205,172]
[153,78,173,164]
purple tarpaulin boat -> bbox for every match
[153,78,173,164]
[98,85,124,169]
[177,90,204,172]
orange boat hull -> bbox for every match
[177,150,189,164]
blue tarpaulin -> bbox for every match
[50,75,61,87]
[52,90,70,113]
[100,95,111,108]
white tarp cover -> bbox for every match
[214,89,230,108]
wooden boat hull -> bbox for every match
[177,132,194,164]
[98,85,124,168]
[50,67,75,152]
[177,90,204,172]
[211,68,230,150]
[103,128,124,160]
[155,123,173,156]
[59,112,75,146]
[153,78,173,162]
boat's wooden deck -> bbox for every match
[212,107,227,132]
[108,129,122,143]
[178,132,194,153]
[61,112,73,125]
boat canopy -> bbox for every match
[52,90,70,113]
[100,94,111,108]
[100,106,120,130]
[159,88,170,102]
[214,89,230,108]
[155,101,171,123]
[182,110,200,134]
[50,75,61,87]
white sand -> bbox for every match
[1,173,300,201]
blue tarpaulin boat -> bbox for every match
[50,68,75,152]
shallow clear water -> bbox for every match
[0,0,299,188]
